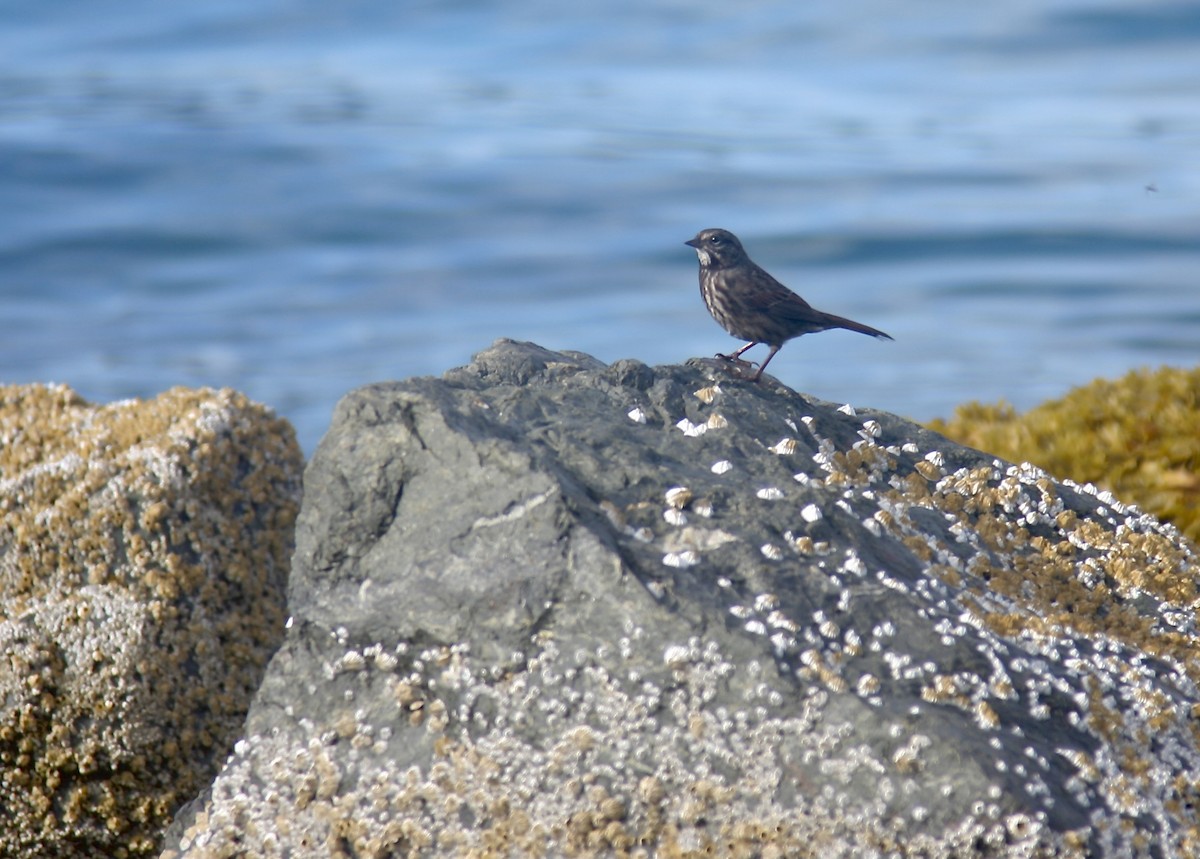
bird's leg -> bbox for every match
[750,345,781,383]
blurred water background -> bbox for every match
[1,0,1197,454]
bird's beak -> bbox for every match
[684,238,700,248]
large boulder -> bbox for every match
[165,341,1200,858]
[0,384,303,858]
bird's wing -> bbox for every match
[755,281,823,325]
[734,263,893,340]
[740,266,815,314]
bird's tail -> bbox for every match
[823,312,893,341]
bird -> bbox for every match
[685,228,892,382]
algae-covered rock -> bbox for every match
[0,384,303,858]
[927,366,1200,545]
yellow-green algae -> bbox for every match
[0,383,303,858]
[927,365,1200,544]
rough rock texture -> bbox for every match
[928,365,1200,545]
[165,341,1200,858]
[0,384,303,858]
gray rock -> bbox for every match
[164,340,1200,858]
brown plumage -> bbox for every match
[685,228,892,382]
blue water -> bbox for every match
[2,1,1197,453]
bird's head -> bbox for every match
[685,228,747,268]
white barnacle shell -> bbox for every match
[711,459,733,475]
[915,460,942,480]
[693,384,722,404]
[664,486,693,509]
[912,453,940,479]
[675,418,707,437]
[706,413,729,429]
[800,503,823,523]
[663,550,699,568]
[756,487,785,501]
[761,543,784,560]
[842,552,868,576]
[754,593,780,612]
[374,651,399,672]
[663,644,693,668]
[838,403,857,416]
[856,674,881,695]
[769,437,798,455]
[627,407,647,424]
[770,632,797,654]
[340,651,367,672]
[663,508,687,526]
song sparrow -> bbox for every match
[686,228,892,382]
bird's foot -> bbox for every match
[714,353,761,381]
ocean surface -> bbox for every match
[1,1,1197,454]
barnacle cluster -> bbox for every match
[927,365,1200,544]
[0,384,303,857]
[169,628,1068,859]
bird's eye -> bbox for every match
[708,235,721,244]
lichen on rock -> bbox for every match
[0,383,303,858]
